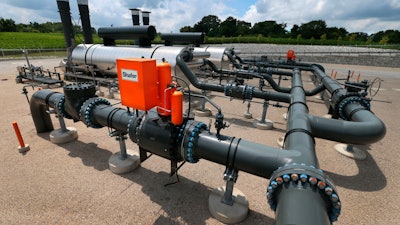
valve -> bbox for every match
[214,112,229,137]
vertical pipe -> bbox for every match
[142,11,151,25]
[77,0,93,44]
[56,0,75,49]
[130,8,140,26]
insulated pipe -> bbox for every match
[176,52,291,103]
[56,0,75,49]
[77,0,93,44]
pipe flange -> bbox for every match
[57,96,73,119]
[79,97,111,128]
[267,163,341,223]
[183,121,208,163]
[244,85,254,100]
[337,96,371,120]
[224,84,233,97]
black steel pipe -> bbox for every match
[56,0,75,49]
[202,59,325,96]
[98,26,157,47]
[98,26,157,40]
[30,90,63,133]
[308,107,386,145]
[312,64,342,94]
[191,132,294,178]
[176,53,291,103]
[161,32,205,47]
[77,0,93,44]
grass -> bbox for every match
[1,32,399,50]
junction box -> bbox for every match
[117,58,159,110]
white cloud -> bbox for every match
[1,0,399,34]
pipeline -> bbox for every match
[176,52,291,103]
[29,69,386,224]
[202,58,326,96]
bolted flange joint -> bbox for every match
[224,84,254,100]
[266,163,341,223]
[336,95,371,121]
[56,95,73,119]
[79,97,111,128]
[180,121,208,163]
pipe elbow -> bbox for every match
[30,90,58,133]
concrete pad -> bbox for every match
[49,127,78,144]
[18,144,30,154]
[109,150,140,174]
[243,111,252,119]
[253,119,273,130]
[195,108,212,117]
[208,186,249,224]
[334,143,367,160]
[277,137,284,148]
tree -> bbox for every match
[0,18,17,32]
[290,24,300,38]
[236,20,251,36]
[326,27,348,40]
[251,20,287,37]
[180,26,193,32]
[220,16,237,37]
[298,20,327,39]
[193,15,221,37]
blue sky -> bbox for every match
[0,0,399,34]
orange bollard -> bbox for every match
[171,90,183,125]
[357,73,361,82]
[330,69,334,77]
[334,71,337,80]
[351,70,355,78]
[12,122,30,154]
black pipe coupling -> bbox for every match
[224,84,254,100]
[331,90,371,120]
[267,163,341,223]
[79,97,111,128]
[180,121,208,163]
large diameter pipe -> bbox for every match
[284,69,318,166]
[30,90,63,133]
[56,0,75,49]
[308,106,386,145]
[77,0,93,44]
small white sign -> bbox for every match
[121,69,139,82]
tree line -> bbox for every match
[2,16,399,45]
[0,18,94,34]
[180,15,400,44]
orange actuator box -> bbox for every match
[116,58,159,110]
